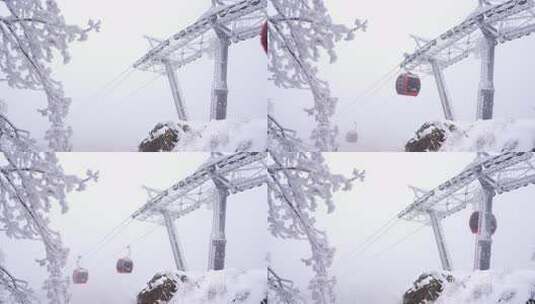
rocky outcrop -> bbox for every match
[139,122,191,152]
[137,269,266,304]
[403,271,535,304]
[137,272,190,304]
[406,119,535,152]
[405,121,457,152]
[402,272,454,304]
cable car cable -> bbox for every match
[332,213,401,267]
[370,224,426,258]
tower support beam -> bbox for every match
[476,28,497,120]
[210,28,230,120]
[163,211,187,271]
[474,176,496,270]
[164,61,188,121]
[428,211,453,271]
[208,176,229,270]
[430,59,455,121]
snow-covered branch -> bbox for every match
[268,267,306,304]
[267,150,364,304]
[0,104,98,304]
[0,264,35,304]
[268,0,366,150]
[0,0,100,150]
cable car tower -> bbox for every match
[398,152,535,271]
[400,0,535,121]
[133,0,266,121]
[131,152,267,272]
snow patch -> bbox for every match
[440,119,535,152]
[172,119,266,152]
[437,270,535,304]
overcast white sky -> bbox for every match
[269,153,535,303]
[1,153,268,302]
[1,0,267,151]
[269,0,535,151]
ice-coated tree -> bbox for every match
[0,105,98,304]
[268,0,366,151]
[267,144,365,304]
[268,267,306,304]
[0,0,100,150]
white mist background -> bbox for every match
[1,1,267,151]
[269,0,535,151]
[269,153,535,303]
[0,153,268,302]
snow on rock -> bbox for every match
[137,269,267,304]
[437,270,535,304]
[402,270,535,304]
[405,121,456,152]
[405,120,535,152]
[402,272,454,304]
[138,119,266,152]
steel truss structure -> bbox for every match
[131,152,267,271]
[398,152,535,271]
[401,0,535,120]
[133,0,266,121]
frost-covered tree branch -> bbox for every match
[268,267,306,304]
[267,148,364,304]
[0,105,98,304]
[268,0,366,151]
[0,0,100,150]
[0,264,35,304]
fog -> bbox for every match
[269,0,535,151]
[269,153,535,303]
[0,153,268,302]
[1,0,267,151]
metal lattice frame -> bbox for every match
[132,0,266,121]
[401,0,535,120]
[133,0,266,72]
[131,152,267,271]
[401,0,535,73]
[398,152,535,270]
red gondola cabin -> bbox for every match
[72,268,89,284]
[261,21,268,54]
[469,211,497,235]
[396,73,421,97]
[116,257,134,273]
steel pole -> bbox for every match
[208,177,229,270]
[210,28,230,120]
[163,211,187,271]
[474,177,495,270]
[430,59,455,120]
[164,61,188,121]
[428,211,453,271]
[476,30,496,120]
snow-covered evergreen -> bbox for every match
[267,140,365,303]
[0,0,99,150]
[268,0,366,151]
[0,116,97,304]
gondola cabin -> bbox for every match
[396,73,421,97]
[469,211,497,235]
[261,21,268,54]
[72,268,89,284]
[345,130,359,143]
[116,257,134,273]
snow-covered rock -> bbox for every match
[402,270,535,304]
[402,272,454,304]
[137,269,267,304]
[437,270,535,304]
[405,121,456,152]
[405,120,535,152]
[138,119,266,152]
